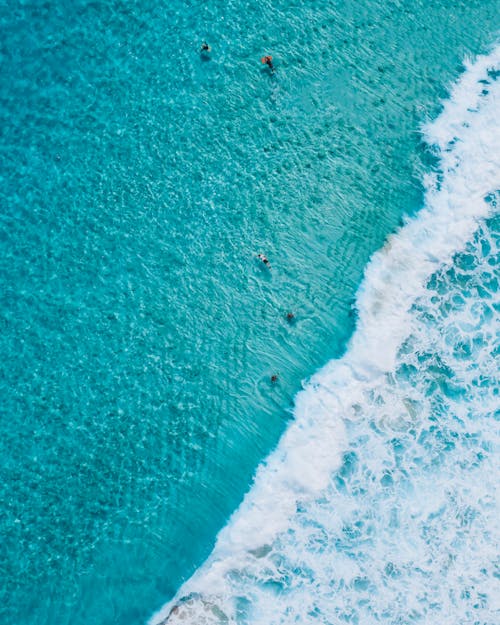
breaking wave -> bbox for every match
[151,45,500,625]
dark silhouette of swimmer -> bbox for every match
[286,312,295,321]
[271,374,278,383]
[257,253,271,268]
[261,55,275,72]
[200,42,211,55]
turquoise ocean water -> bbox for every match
[154,45,500,624]
[1,2,499,624]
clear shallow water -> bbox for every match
[0,1,499,624]
[153,47,500,624]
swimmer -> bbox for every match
[260,55,275,72]
[286,312,295,321]
[257,253,271,268]
[200,42,211,53]
[271,374,278,383]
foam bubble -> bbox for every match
[151,45,500,625]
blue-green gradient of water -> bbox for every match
[0,1,498,624]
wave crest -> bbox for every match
[151,44,500,625]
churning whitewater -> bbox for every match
[151,46,500,625]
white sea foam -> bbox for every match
[151,46,500,625]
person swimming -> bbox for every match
[260,55,275,72]
[257,253,271,268]
[200,42,211,53]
